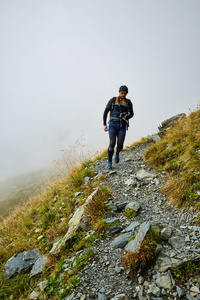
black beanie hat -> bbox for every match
[119,85,128,93]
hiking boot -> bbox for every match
[115,153,119,163]
[107,161,112,169]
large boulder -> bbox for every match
[4,249,47,279]
[158,113,186,135]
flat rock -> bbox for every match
[136,169,155,180]
[125,222,150,253]
[110,232,133,249]
[104,217,119,224]
[4,249,40,279]
[125,221,140,232]
[116,203,127,211]
[30,255,48,277]
[107,226,123,235]
[155,253,182,272]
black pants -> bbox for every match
[108,122,126,161]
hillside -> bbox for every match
[0,107,199,300]
[0,167,59,220]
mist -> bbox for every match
[1,0,200,182]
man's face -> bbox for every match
[119,91,127,99]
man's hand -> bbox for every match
[104,125,108,132]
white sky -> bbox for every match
[0,0,200,181]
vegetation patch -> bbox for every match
[122,231,159,273]
[84,186,112,225]
[124,208,137,219]
[172,260,200,279]
[144,107,200,213]
[0,156,111,299]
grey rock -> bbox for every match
[109,204,118,211]
[114,266,122,273]
[24,249,40,261]
[4,249,40,279]
[155,271,175,290]
[107,226,123,235]
[98,293,107,300]
[110,232,133,249]
[38,279,48,291]
[190,286,200,293]
[186,293,196,300]
[155,253,182,272]
[147,285,161,297]
[30,256,47,277]
[116,203,127,211]
[110,294,126,300]
[136,169,155,180]
[125,221,140,232]
[30,291,40,299]
[125,178,135,186]
[125,201,141,213]
[125,222,150,253]
[104,217,119,224]
[159,113,186,131]
[51,188,100,255]
[146,134,161,143]
[168,235,185,249]
[138,276,144,285]
[99,287,106,293]
[160,227,172,241]
[176,285,186,297]
[65,236,73,248]
[185,235,190,242]
[64,293,75,300]
[104,212,115,219]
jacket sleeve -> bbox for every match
[103,97,115,126]
[127,100,134,120]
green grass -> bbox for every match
[144,107,200,214]
[0,157,112,299]
[124,208,137,219]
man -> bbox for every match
[103,85,134,169]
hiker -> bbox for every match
[103,85,134,169]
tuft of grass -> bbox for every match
[172,261,200,279]
[93,149,108,161]
[122,232,157,273]
[84,186,112,225]
[0,273,30,300]
[144,107,200,209]
[126,137,154,150]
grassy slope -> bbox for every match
[0,106,199,299]
[145,106,200,219]
[0,160,112,299]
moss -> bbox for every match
[124,208,137,219]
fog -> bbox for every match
[1,0,200,182]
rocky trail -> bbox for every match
[70,143,200,300]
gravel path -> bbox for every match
[71,143,200,300]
